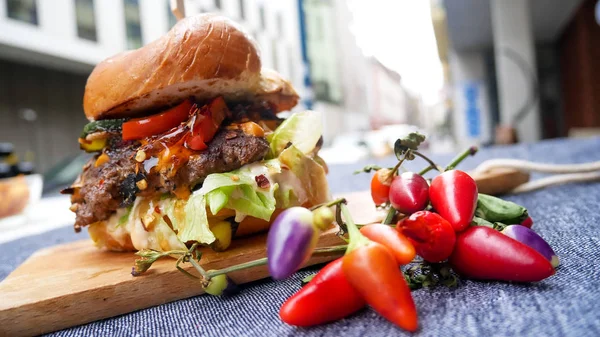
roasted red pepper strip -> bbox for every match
[449,226,554,282]
[360,224,416,265]
[341,204,418,332]
[186,97,229,150]
[279,258,365,327]
[122,99,193,140]
[397,211,456,263]
[429,170,478,232]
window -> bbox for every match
[75,0,97,41]
[215,0,221,10]
[314,81,333,102]
[238,0,245,20]
[259,5,266,30]
[124,0,142,49]
[6,0,38,25]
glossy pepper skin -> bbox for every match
[521,216,534,228]
[397,211,456,263]
[371,169,392,205]
[430,170,478,232]
[449,226,554,282]
[343,242,418,332]
[279,258,365,326]
[267,207,318,280]
[388,172,430,215]
[360,224,416,265]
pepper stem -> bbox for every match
[388,157,406,177]
[444,146,478,171]
[205,245,348,278]
[413,150,444,173]
[417,146,478,175]
[341,203,371,253]
[382,207,397,225]
[310,197,347,211]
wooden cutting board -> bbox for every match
[0,168,527,337]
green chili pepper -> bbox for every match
[475,194,528,225]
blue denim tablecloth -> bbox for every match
[2,137,600,337]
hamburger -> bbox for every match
[64,14,330,253]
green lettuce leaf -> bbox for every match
[159,193,216,245]
[199,161,280,222]
[267,110,322,158]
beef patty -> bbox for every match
[70,128,269,230]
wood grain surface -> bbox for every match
[0,169,527,336]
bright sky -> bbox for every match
[347,0,444,105]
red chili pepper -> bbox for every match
[449,226,554,282]
[397,211,456,263]
[279,258,365,327]
[520,216,534,228]
[429,170,478,232]
[340,204,418,332]
[360,224,416,265]
[370,169,392,205]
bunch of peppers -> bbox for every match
[131,133,560,332]
[269,133,559,331]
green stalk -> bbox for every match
[444,146,478,171]
[204,245,348,279]
[341,203,370,253]
[207,257,267,278]
[413,150,444,172]
[416,146,478,176]
[188,257,210,280]
[418,166,433,176]
[382,207,397,225]
[310,198,347,211]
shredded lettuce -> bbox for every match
[199,161,280,222]
[267,110,323,158]
[178,193,215,244]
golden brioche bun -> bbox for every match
[83,14,299,121]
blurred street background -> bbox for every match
[0,0,599,236]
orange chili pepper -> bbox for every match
[360,223,416,265]
[340,204,418,332]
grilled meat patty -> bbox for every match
[71,128,269,231]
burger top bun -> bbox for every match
[83,14,299,121]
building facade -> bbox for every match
[0,0,305,172]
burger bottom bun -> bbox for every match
[88,208,285,252]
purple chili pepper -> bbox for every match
[501,225,560,268]
[267,207,319,280]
